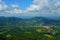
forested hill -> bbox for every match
[0,16,60,40]
[0,16,60,27]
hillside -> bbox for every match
[0,17,60,27]
[0,17,60,40]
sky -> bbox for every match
[3,0,33,10]
[0,0,60,18]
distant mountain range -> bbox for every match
[0,16,60,27]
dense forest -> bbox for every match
[0,17,60,40]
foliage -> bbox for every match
[0,17,60,40]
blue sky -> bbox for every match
[3,0,33,10]
[0,0,60,18]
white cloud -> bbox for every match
[26,5,40,12]
[24,0,46,13]
[13,9,23,13]
[5,9,23,14]
[33,0,49,7]
[24,0,49,14]
[33,0,60,13]
[55,1,60,6]
[0,0,8,11]
[0,0,23,14]
[11,4,19,8]
[0,0,60,17]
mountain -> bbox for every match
[0,16,60,40]
[31,17,60,26]
[0,16,60,27]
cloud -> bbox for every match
[0,0,60,17]
[12,9,23,13]
[0,0,23,14]
[24,0,49,14]
[0,0,8,11]
[33,0,49,7]
[5,9,23,14]
[33,0,60,13]
[55,1,60,6]
[0,0,49,14]
[26,5,40,12]
[11,4,19,8]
